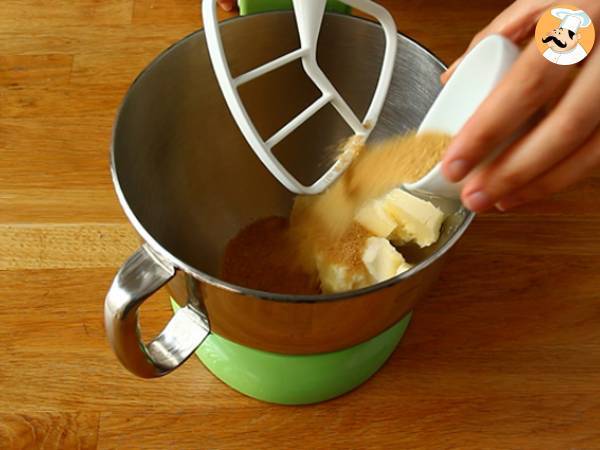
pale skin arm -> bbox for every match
[440,0,600,212]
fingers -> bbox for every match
[440,56,464,85]
[460,47,600,211]
[440,0,553,84]
[217,0,236,11]
[442,41,575,182]
[495,127,600,211]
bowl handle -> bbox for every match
[104,244,210,378]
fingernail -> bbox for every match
[495,202,508,212]
[445,159,470,181]
[440,69,452,84]
[463,191,491,212]
[496,198,521,212]
[218,0,234,10]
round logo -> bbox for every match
[535,4,595,65]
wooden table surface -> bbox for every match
[2,0,600,448]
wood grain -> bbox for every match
[0,413,98,450]
[0,224,137,269]
[2,0,600,448]
[0,1,134,27]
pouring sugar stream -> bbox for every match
[205,1,522,295]
[290,34,521,294]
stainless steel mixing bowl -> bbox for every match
[105,12,474,378]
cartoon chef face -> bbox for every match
[542,27,581,53]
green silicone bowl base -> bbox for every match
[171,299,411,405]
[238,0,351,16]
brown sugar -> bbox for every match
[301,131,452,240]
[289,131,451,273]
[317,223,371,274]
[220,216,320,295]
[220,131,452,295]
[288,194,370,275]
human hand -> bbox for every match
[217,0,236,11]
[440,0,600,212]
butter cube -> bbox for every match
[383,188,445,247]
[362,237,412,283]
[355,199,397,238]
[316,255,370,294]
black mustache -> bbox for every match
[542,35,567,48]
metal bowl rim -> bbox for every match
[109,11,476,304]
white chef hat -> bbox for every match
[551,8,592,33]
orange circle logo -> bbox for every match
[535,4,595,65]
